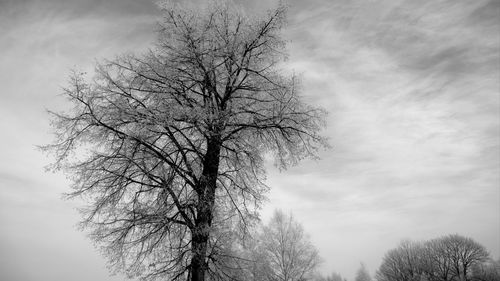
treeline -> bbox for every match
[313,235,499,281]
[376,235,500,281]
[211,212,499,281]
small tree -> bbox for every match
[43,1,327,280]
[356,263,372,281]
[253,210,321,281]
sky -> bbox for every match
[0,0,498,280]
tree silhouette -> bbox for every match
[44,1,326,280]
[376,235,491,281]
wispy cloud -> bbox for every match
[0,0,498,280]
[260,0,499,277]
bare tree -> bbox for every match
[438,234,489,281]
[356,263,372,281]
[376,240,426,281]
[251,210,321,281]
[376,235,491,281]
[43,1,326,280]
[419,238,453,281]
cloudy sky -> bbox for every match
[0,0,498,280]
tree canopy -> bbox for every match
[44,1,327,280]
[376,235,491,281]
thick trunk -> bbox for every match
[191,200,215,281]
[190,136,221,281]
[191,230,210,281]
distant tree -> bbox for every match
[376,235,491,281]
[313,271,345,281]
[356,263,372,281]
[253,210,321,281]
[328,272,346,281]
[376,240,425,281]
[438,234,489,281]
[43,1,327,281]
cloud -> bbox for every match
[0,1,161,280]
[0,0,498,280]
[259,0,499,277]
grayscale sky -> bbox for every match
[0,0,498,280]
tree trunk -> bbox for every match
[190,136,221,281]
[191,220,210,281]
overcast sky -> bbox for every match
[0,0,498,280]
